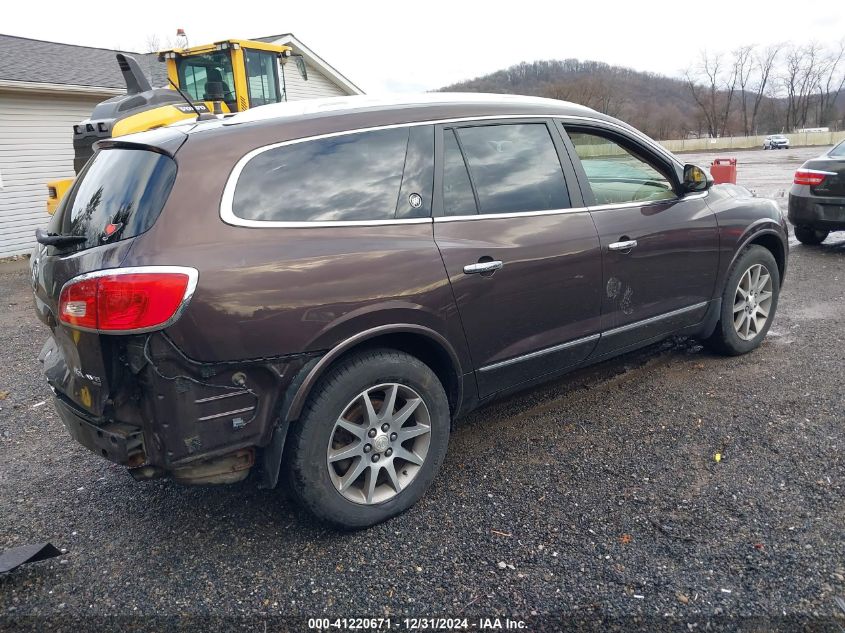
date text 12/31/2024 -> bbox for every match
[307,617,528,630]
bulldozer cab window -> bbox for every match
[176,51,236,111]
[245,49,281,107]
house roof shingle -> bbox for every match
[0,34,168,90]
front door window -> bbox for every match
[566,131,676,205]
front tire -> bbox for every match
[283,348,450,529]
[794,226,829,245]
[705,245,780,356]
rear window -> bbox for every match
[231,127,418,223]
[57,149,177,251]
[830,140,845,157]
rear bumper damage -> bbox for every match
[41,332,320,485]
[54,394,144,466]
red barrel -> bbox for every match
[710,158,737,184]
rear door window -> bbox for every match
[232,127,433,223]
[452,123,570,214]
[57,148,177,252]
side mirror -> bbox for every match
[682,164,713,193]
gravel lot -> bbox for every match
[1,147,844,632]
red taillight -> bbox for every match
[794,169,832,186]
[58,267,197,333]
[58,278,98,330]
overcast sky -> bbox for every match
[2,1,842,92]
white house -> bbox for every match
[0,33,363,258]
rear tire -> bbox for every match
[794,226,829,245]
[705,245,780,356]
[283,348,450,529]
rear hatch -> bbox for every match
[32,137,182,417]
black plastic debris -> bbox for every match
[0,543,62,574]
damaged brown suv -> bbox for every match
[32,94,788,527]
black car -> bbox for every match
[788,140,845,244]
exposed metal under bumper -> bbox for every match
[54,396,145,466]
[130,448,255,484]
[172,448,255,485]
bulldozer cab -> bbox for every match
[160,40,291,112]
[45,39,297,214]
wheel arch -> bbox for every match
[727,223,788,288]
[282,324,465,424]
[747,231,786,284]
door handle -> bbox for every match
[608,239,638,252]
[463,260,504,275]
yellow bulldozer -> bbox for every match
[46,38,303,213]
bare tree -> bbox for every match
[145,34,161,54]
[816,40,845,127]
[734,45,754,135]
[783,43,825,130]
[685,50,739,137]
[719,52,741,136]
[750,44,781,134]
[684,53,719,137]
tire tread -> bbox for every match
[283,348,449,528]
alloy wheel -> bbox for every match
[327,383,431,505]
[733,263,773,341]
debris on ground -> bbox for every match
[0,543,62,574]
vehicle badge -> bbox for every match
[409,193,422,209]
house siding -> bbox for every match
[0,36,360,259]
[281,59,347,100]
[0,91,107,258]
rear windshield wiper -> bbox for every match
[35,228,86,247]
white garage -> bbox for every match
[0,33,362,258]
[0,89,120,257]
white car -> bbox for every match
[763,134,790,150]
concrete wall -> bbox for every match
[661,131,845,153]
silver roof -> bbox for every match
[223,92,595,126]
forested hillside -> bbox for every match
[439,46,845,140]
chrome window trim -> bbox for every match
[58,266,199,335]
[601,301,709,338]
[589,199,675,212]
[479,333,600,373]
[222,217,434,229]
[587,190,709,212]
[434,206,589,222]
[219,114,683,229]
